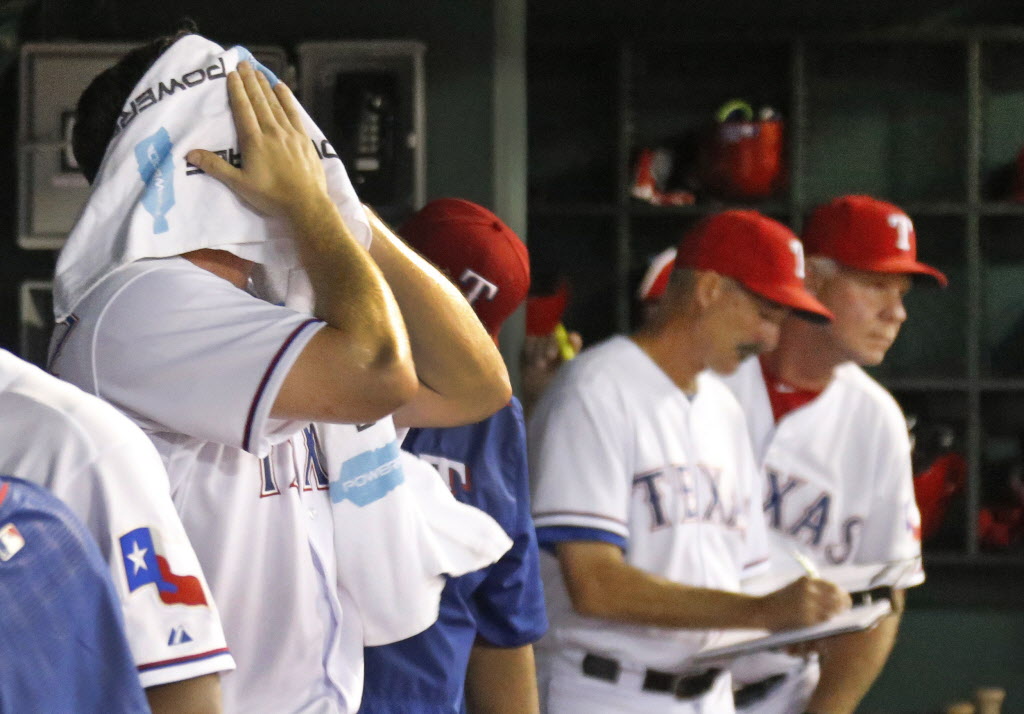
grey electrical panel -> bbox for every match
[18,43,140,249]
[297,41,426,226]
[17,42,291,250]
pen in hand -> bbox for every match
[791,549,820,579]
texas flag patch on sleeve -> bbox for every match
[119,527,207,606]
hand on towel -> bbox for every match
[186,61,327,220]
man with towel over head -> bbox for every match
[52,29,512,713]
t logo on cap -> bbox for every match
[398,198,530,340]
[888,213,913,252]
[789,239,806,279]
[460,268,499,305]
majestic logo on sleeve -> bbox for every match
[134,127,176,234]
[331,440,405,507]
[119,527,207,606]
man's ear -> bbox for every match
[693,270,725,310]
[803,258,830,297]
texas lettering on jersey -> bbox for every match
[633,462,748,534]
[259,425,330,497]
[763,467,862,565]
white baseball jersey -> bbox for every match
[49,257,366,713]
[529,336,770,712]
[0,348,233,689]
[721,357,924,709]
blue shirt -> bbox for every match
[0,475,150,713]
[359,397,548,714]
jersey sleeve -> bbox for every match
[529,372,632,549]
[468,401,548,647]
[856,416,925,589]
[46,407,235,688]
[94,263,324,457]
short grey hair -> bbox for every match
[806,255,839,279]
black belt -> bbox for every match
[581,653,722,700]
[851,586,892,607]
[733,673,787,708]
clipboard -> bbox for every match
[690,598,893,667]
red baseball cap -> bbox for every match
[400,198,530,339]
[801,195,948,286]
[676,210,833,323]
[526,282,569,336]
[637,246,677,303]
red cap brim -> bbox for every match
[744,279,835,324]
[847,255,949,287]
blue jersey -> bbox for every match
[0,476,150,713]
[359,397,548,714]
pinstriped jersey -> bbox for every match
[723,358,923,582]
[529,336,769,673]
[48,258,369,713]
[722,356,923,689]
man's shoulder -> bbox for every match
[0,351,151,468]
[88,257,231,306]
[558,335,649,388]
[831,363,906,422]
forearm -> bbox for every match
[558,543,764,630]
[270,194,417,422]
[289,194,409,361]
[366,207,512,427]
[465,642,540,714]
[806,592,904,714]
[146,673,222,714]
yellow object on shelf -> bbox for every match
[553,323,576,361]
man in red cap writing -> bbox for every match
[529,210,850,713]
[723,195,946,714]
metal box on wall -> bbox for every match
[297,41,426,226]
[18,42,139,250]
[17,42,291,250]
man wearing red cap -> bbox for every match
[723,195,944,714]
[636,245,678,318]
[529,210,850,713]
[359,199,548,714]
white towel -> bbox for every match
[316,419,513,646]
[53,34,369,320]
